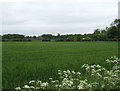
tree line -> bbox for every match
[1,19,120,42]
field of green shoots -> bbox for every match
[2,41,118,89]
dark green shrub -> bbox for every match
[55,39,64,42]
[65,39,74,42]
[42,39,51,42]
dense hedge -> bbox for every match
[42,39,51,42]
[55,39,65,42]
[2,39,32,42]
[65,39,74,42]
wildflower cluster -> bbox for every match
[49,70,81,89]
[82,56,120,89]
[15,80,48,90]
[15,56,120,90]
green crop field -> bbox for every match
[2,41,118,89]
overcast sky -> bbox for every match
[0,0,119,36]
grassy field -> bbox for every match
[2,41,118,89]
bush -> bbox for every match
[2,39,32,42]
[16,56,120,90]
[65,39,74,42]
[108,38,118,41]
[82,37,92,41]
[55,39,64,42]
[42,39,51,42]
[27,39,32,42]
[2,39,9,42]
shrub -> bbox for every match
[2,39,9,42]
[15,56,120,90]
[55,39,64,42]
[109,38,118,41]
[2,39,32,42]
[42,39,51,42]
[27,39,32,42]
[65,39,74,42]
[82,37,92,41]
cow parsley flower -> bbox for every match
[29,80,35,84]
[15,87,21,90]
[72,71,75,74]
[23,85,30,89]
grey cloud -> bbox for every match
[1,1,118,35]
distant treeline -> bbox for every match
[1,19,120,42]
[1,34,31,42]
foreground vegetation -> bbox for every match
[2,41,118,89]
[16,56,120,90]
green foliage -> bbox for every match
[55,39,64,42]
[107,26,117,39]
[2,39,32,42]
[42,39,51,42]
[74,34,82,41]
[41,34,54,39]
[2,34,25,39]
[16,57,120,90]
[107,19,120,40]
[82,37,92,41]
[33,36,37,39]
[2,41,118,89]
[0,35,2,41]
[65,39,74,42]
[57,33,60,39]
[94,29,101,35]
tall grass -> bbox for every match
[2,41,118,89]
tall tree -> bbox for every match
[107,26,117,39]
[92,29,101,40]
[74,34,82,41]
[57,33,60,39]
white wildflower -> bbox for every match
[91,69,96,73]
[58,70,61,72]
[65,74,68,78]
[91,65,94,69]
[15,87,21,90]
[72,71,75,74]
[23,85,30,89]
[67,70,70,74]
[51,81,56,83]
[77,72,81,75]
[55,84,59,88]
[63,82,66,86]
[104,77,108,80]
[77,84,84,89]
[41,82,49,87]
[68,84,71,86]
[29,80,35,84]
[86,67,90,72]
[35,87,40,89]
[97,69,101,72]
[55,80,59,83]
[37,80,41,84]
[70,81,73,85]
[96,64,101,68]
[30,86,35,89]
[58,72,62,75]
[97,73,102,77]
[106,59,110,63]
[49,78,53,80]
[63,71,67,74]
[59,84,62,88]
